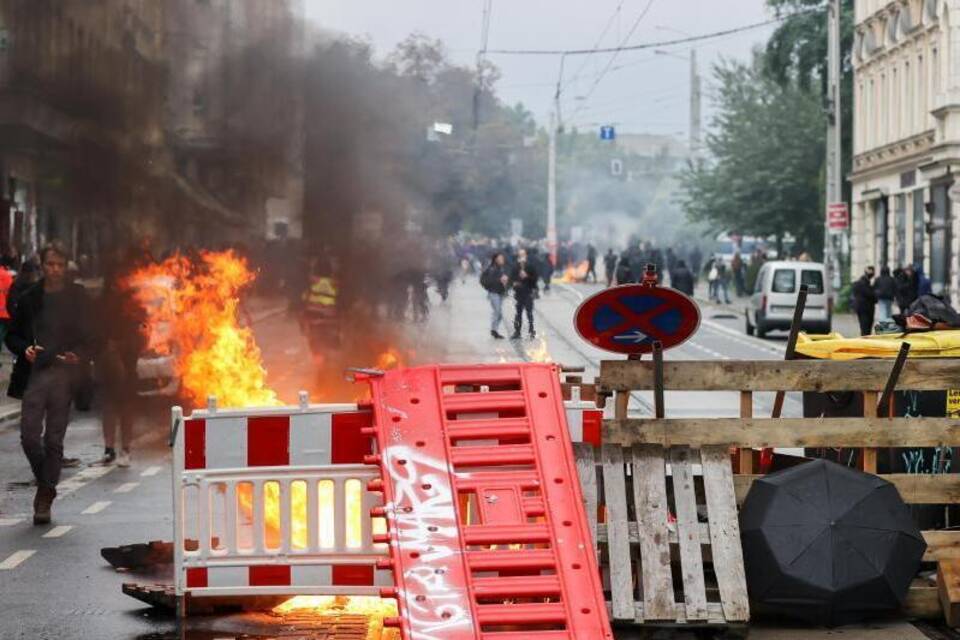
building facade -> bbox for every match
[852,0,960,304]
[0,0,303,263]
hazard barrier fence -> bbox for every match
[172,398,391,600]
[363,363,614,640]
[171,386,606,609]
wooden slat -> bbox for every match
[598,359,960,392]
[632,444,675,621]
[925,530,960,562]
[670,446,709,621]
[595,521,710,546]
[605,417,960,448]
[938,559,960,627]
[734,473,960,505]
[906,584,942,619]
[573,443,598,559]
[614,390,629,420]
[862,391,878,473]
[601,444,635,622]
[737,391,753,474]
[700,446,750,623]
[621,602,728,625]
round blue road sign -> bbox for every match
[573,284,700,355]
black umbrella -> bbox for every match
[740,458,926,626]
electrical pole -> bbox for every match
[547,110,558,266]
[825,0,843,290]
[690,49,701,158]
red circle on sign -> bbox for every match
[574,284,700,355]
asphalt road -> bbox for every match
[0,279,942,639]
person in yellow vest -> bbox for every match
[301,257,340,355]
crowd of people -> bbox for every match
[851,264,929,336]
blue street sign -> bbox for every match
[600,125,616,141]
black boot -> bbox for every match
[490,330,504,340]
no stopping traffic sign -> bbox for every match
[574,284,700,355]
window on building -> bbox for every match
[895,194,907,267]
[913,187,925,268]
[874,198,888,268]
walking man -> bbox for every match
[480,252,509,339]
[510,248,539,340]
[586,244,598,283]
[852,266,878,336]
[603,249,617,287]
[6,242,93,524]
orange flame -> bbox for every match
[375,347,404,371]
[557,260,590,283]
[124,250,279,408]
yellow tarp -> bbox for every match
[795,330,960,360]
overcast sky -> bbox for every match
[303,1,776,141]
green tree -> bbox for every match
[680,54,825,254]
[765,0,855,211]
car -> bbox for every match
[746,261,832,338]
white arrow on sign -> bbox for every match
[613,330,648,343]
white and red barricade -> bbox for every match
[172,387,603,605]
[172,394,391,601]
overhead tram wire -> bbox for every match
[561,0,628,93]
[566,0,657,125]
[485,10,820,57]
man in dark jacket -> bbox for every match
[852,266,878,336]
[895,264,920,313]
[604,249,617,287]
[510,248,539,340]
[6,243,93,524]
[670,260,695,296]
[873,266,896,322]
[480,252,509,339]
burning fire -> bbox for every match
[128,251,393,624]
[274,596,399,639]
[557,260,590,283]
[376,346,404,371]
[124,250,278,408]
[525,337,553,363]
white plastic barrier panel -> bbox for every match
[172,396,391,599]
[565,386,603,447]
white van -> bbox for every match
[746,261,832,338]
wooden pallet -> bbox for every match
[575,442,750,627]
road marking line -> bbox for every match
[0,550,35,570]
[140,466,162,477]
[59,465,116,498]
[81,501,111,514]
[0,518,22,526]
[43,525,73,539]
[114,482,140,494]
